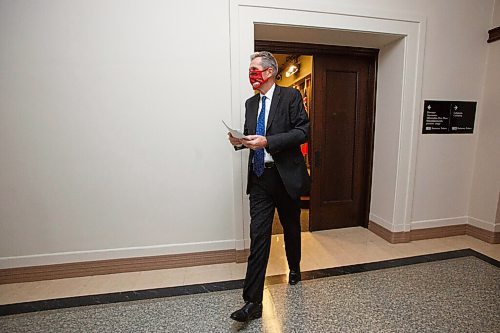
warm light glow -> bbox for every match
[285,64,299,77]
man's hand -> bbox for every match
[228,133,243,146]
[242,135,267,150]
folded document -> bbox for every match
[222,120,247,139]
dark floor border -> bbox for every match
[1,249,498,317]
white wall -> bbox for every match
[348,0,495,231]
[369,38,405,229]
[0,0,236,266]
[408,0,494,229]
[0,0,496,268]
[468,0,500,232]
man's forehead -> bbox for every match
[249,57,263,69]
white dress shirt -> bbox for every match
[258,84,275,163]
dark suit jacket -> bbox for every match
[237,85,310,200]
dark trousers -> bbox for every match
[243,166,301,303]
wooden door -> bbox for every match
[310,53,377,231]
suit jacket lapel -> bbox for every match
[266,85,281,132]
[247,94,259,135]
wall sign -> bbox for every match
[422,100,476,134]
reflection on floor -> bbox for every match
[0,227,499,306]
[272,209,309,234]
[2,255,498,332]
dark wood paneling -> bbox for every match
[311,53,375,230]
[322,70,357,202]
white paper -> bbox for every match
[222,120,247,139]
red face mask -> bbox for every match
[249,68,270,90]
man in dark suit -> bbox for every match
[228,51,310,322]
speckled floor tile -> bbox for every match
[1,256,498,333]
[265,257,500,333]
[2,229,499,307]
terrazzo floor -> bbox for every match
[1,256,499,332]
[2,228,500,307]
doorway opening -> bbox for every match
[269,53,313,234]
[256,41,378,234]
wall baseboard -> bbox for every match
[466,224,500,244]
[0,239,238,269]
[410,224,467,241]
[368,213,399,232]
[411,216,468,230]
[0,249,240,285]
[468,216,499,232]
[368,220,410,243]
[2,222,496,285]
[369,220,499,244]
[236,249,250,263]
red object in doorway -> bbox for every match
[301,142,308,156]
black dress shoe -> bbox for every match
[289,270,301,285]
[230,301,262,322]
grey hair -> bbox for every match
[250,51,278,77]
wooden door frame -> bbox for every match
[255,40,378,230]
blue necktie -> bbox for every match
[253,96,266,177]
